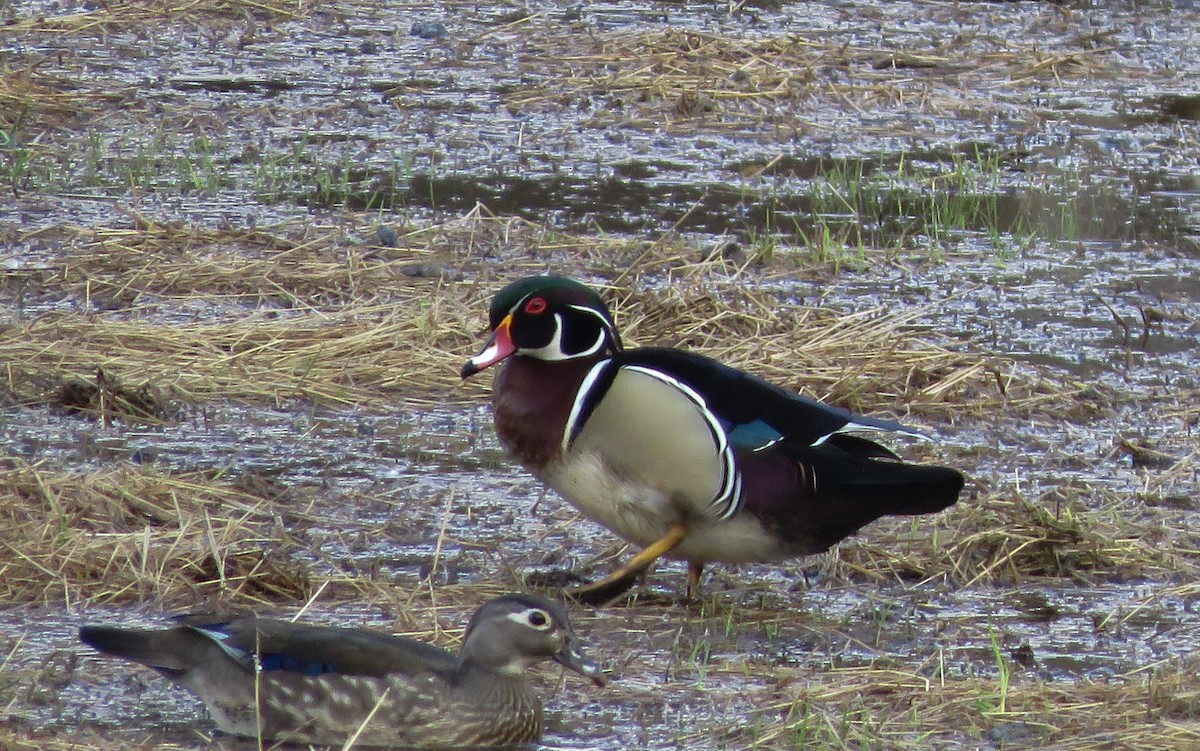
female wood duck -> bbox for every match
[78,593,605,748]
[461,276,965,602]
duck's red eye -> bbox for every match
[523,297,547,315]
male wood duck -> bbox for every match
[78,593,605,748]
[461,276,965,603]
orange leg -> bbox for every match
[686,562,704,598]
[569,522,689,604]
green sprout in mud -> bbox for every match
[125,132,162,191]
[744,222,780,265]
[792,146,1049,267]
[310,147,357,207]
[762,617,780,640]
[981,623,1011,715]
[794,220,869,273]
[1057,167,1080,244]
[1,142,32,191]
[689,636,713,684]
[80,131,107,188]
[179,135,225,194]
[801,158,877,268]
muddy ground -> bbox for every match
[1,0,1199,749]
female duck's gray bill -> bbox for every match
[461,315,516,378]
[556,638,606,686]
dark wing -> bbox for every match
[616,347,924,452]
[177,616,458,679]
[738,441,964,552]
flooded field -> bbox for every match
[1,0,1198,748]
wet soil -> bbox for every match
[2,0,1199,748]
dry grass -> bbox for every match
[3,458,1195,610]
[5,210,1092,615]
[839,484,1200,588]
[2,451,1198,750]
[0,0,311,34]
[1,0,1127,157]
[0,66,95,131]
[511,25,1117,133]
[1,0,314,130]
[2,3,1195,749]
[612,278,1069,417]
[1,296,475,407]
[1,212,1073,419]
[727,663,1200,750]
[6,660,1200,751]
[0,458,316,609]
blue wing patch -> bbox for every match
[725,419,784,452]
[193,624,336,676]
[258,653,337,676]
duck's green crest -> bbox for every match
[488,276,605,329]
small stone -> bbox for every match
[987,722,1043,745]
[1010,643,1036,669]
[376,225,398,247]
[129,447,158,464]
[705,240,746,265]
[410,21,447,40]
[400,262,446,278]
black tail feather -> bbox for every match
[805,460,963,549]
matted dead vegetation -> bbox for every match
[512,24,1119,131]
[5,658,1200,751]
[840,484,1200,588]
[2,0,316,131]
[0,458,314,608]
[1,297,476,407]
[0,0,312,34]
[3,459,1194,609]
[2,0,1197,747]
[717,662,1200,750]
[0,66,98,131]
[1,212,1077,419]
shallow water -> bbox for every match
[8,578,1200,747]
[2,0,1199,748]
[2,399,1197,747]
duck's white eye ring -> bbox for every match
[526,609,551,629]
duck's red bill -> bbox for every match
[460,315,515,378]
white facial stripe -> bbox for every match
[521,307,611,361]
[566,304,616,357]
[564,360,613,452]
[522,312,569,361]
